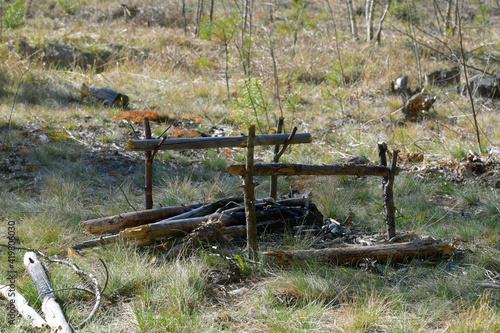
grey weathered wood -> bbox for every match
[76,197,311,249]
[261,239,456,265]
[164,196,243,221]
[72,234,121,250]
[81,84,129,108]
[120,205,308,241]
[227,163,394,177]
[0,284,48,329]
[80,203,203,235]
[126,133,312,151]
[23,252,72,333]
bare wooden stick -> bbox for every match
[0,284,48,329]
[227,163,394,177]
[73,234,121,250]
[126,133,312,151]
[270,117,285,200]
[243,125,259,259]
[144,117,153,210]
[385,149,399,239]
[23,252,72,333]
[275,126,297,161]
[261,239,456,265]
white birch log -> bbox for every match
[23,252,73,333]
[0,284,48,329]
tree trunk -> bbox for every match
[24,252,72,333]
[375,0,392,43]
[261,239,456,265]
[445,0,452,35]
[346,0,358,40]
[366,0,374,42]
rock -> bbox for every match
[348,155,370,165]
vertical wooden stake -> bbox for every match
[385,149,399,239]
[244,125,259,259]
[270,117,284,200]
[378,142,398,239]
[144,117,153,210]
[378,141,388,167]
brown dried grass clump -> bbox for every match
[112,111,167,124]
[169,128,204,139]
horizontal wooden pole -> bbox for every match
[226,163,395,177]
[125,133,312,151]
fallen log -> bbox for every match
[81,83,129,109]
[120,206,319,241]
[75,205,321,250]
[80,203,203,235]
[223,213,323,239]
[74,197,314,249]
[80,197,311,236]
[155,221,229,263]
[72,235,156,250]
[260,239,455,265]
[164,196,243,221]
[24,252,72,333]
[227,163,397,177]
[125,133,312,151]
[0,284,48,329]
